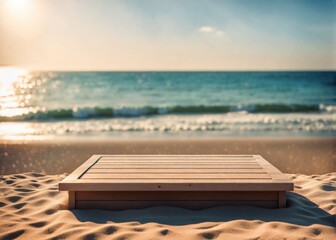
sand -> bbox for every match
[0,138,335,239]
[0,172,334,240]
[1,137,335,175]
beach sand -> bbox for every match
[1,137,335,175]
[0,138,335,239]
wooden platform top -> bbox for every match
[59,155,293,192]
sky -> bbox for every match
[0,0,335,70]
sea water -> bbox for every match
[0,71,335,140]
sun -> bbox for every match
[3,0,31,16]
[5,0,29,9]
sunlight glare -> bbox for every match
[0,67,27,84]
[0,122,38,141]
[0,67,29,117]
[0,122,32,135]
[5,0,29,12]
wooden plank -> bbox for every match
[100,154,255,158]
[76,200,278,210]
[98,158,257,161]
[95,160,259,165]
[74,179,280,183]
[99,158,256,160]
[100,155,255,158]
[68,191,75,209]
[60,181,293,191]
[80,173,271,179]
[97,163,257,166]
[76,191,278,201]
[59,155,101,183]
[100,156,256,158]
[97,161,257,164]
[59,154,293,209]
[86,169,267,173]
[255,155,293,190]
[278,191,286,208]
[100,156,255,158]
[91,167,263,170]
[91,164,262,169]
[255,155,289,178]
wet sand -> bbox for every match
[1,137,335,175]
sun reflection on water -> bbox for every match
[0,121,51,141]
[0,67,40,118]
[0,68,54,140]
[0,122,34,135]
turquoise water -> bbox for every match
[0,71,335,139]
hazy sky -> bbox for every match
[0,0,335,70]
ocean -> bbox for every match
[0,71,335,140]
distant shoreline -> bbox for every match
[1,135,335,143]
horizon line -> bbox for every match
[1,67,335,72]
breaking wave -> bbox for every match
[0,103,335,121]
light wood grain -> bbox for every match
[76,200,279,210]
[100,155,255,158]
[96,162,259,165]
[87,169,267,173]
[278,191,286,208]
[80,173,271,179]
[92,164,262,169]
[61,180,293,191]
[68,191,75,209]
[59,155,293,209]
[76,191,278,201]
[97,161,257,164]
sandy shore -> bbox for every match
[0,137,335,239]
[0,172,334,240]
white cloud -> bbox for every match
[198,26,224,37]
[198,26,215,33]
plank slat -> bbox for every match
[76,191,278,201]
[75,179,278,183]
[59,155,293,192]
[95,163,259,166]
[93,163,260,166]
[81,173,271,179]
[99,158,256,160]
[100,157,256,159]
[87,169,267,173]
[99,158,256,162]
[97,161,257,164]
[91,165,262,169]
[61,180,294,191]
[59,155,294,209]
[76,200,278,209]
[99,159,255,161]
[100,155,255,158]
